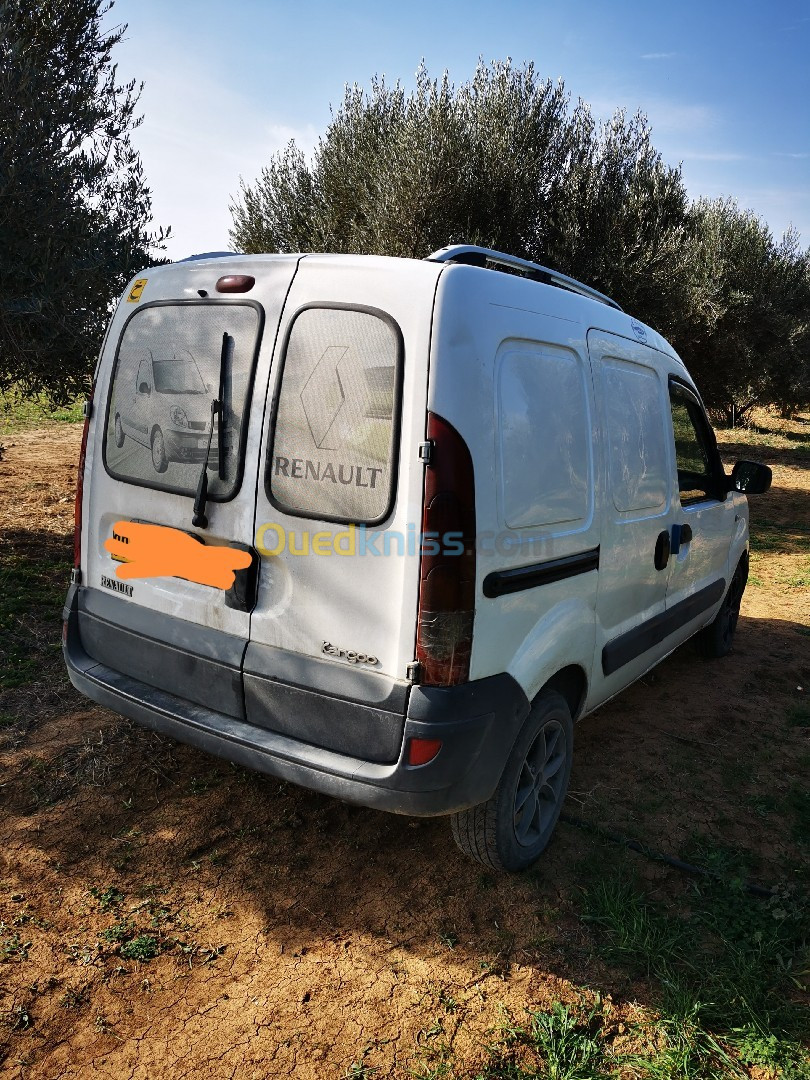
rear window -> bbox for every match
[103,301,262,499]
[267,305,402,524]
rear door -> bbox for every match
[245,255,441,740]
[81,258,299,718]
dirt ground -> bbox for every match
[0,415,808,1078]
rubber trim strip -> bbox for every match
[602,577,726,676]
[483,547,600,599]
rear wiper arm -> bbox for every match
[191,332,231,529]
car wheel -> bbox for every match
[451,690,573,872]
[151,427,168,473]
[114,414,125,448]
[696,552,748,659]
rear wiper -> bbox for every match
[191,332,232,529]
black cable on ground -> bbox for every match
[559,811,777,898]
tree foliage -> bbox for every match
[0,0,167,403]
[231,60,810,420]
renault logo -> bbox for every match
[300,346,350,449]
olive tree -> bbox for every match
[681,199,810,423]
[0,0,167,402]
[231,60,809,422]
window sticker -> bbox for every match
[104,301,261,499]
[269,307,402,524]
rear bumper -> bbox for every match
[62,585,530,816]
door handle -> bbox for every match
[670,522,693,556]
[654,530,671,571]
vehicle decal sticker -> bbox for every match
[127,278,148,303]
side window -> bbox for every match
[602,358,669,514]
[136,356,151,392]
[267,306,402,525]
[497,340,591,528]
[668,380,723,503]
[104,301,262,499]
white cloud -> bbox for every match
[643,100,718,134]
[587,96,718,135]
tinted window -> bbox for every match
[104,302,262,499]
[268,306,402,524]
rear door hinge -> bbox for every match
[406,660,421,683]
[418,440,433,466]
[82,399,93,419]
[70,567,82,585]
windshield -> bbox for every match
[153,354,206,394]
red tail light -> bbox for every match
[416,412,476,686]
[407,738,443,766]
[73,388,94,570]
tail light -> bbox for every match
[73,388,94,571]
[416,412,476,686]
[407,737,443,766]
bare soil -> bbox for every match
[0,414,807,1078]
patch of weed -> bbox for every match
[100,919,132,945]
[120,935,159,962]
[475,1001,610,1080]
[581,872,810,1076]
[90,886,124,912]
[0,554,69,688]
[0,930,32,961]
[0,388,83,430]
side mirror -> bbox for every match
[730,460,772,495]
[138,382,150,395]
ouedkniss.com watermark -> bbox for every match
[255,523,541,557]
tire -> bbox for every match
[695,553,748,659]
[114,414,125,448]
[451,690,574,872]
[151,427,168,473]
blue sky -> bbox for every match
[112,0,810,261]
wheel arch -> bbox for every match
[536,664,588,720]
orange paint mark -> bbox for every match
[104,521,252,590]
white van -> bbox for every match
[63,245,771,871]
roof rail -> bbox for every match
[426,245,623,311]
[176,251,243,263]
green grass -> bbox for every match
[474,1002,611,1080]
[0,387,84,431]
[119,935,160,962]
[580,874,810,1079]
[778,558,810,589]
[749,522,810,558]
[0,553,70,689]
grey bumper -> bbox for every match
[62,584,530,816]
